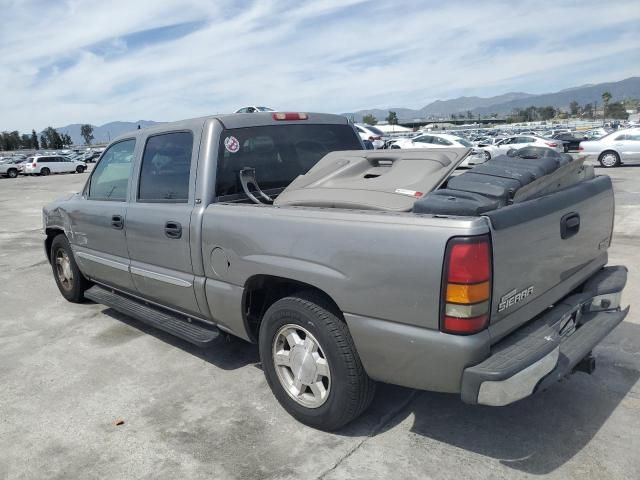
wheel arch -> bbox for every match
[242,274,342,343]
[599,149,621,159]
[45,227,66,264]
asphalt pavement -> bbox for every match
[0,163,638,480]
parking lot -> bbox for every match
[1,164,639,480]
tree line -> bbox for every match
[360,91,636,126]
[0,124,95,151]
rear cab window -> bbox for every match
[215,123,362,199]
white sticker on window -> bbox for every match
[224,136,240,153]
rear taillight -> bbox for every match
[578,146,584,151]
[545,142,558,147]
[272,112,308,121]
[32,163,37,167]
[368,135,381,141]
[441,236,492,335]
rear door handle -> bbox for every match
[164,221,182,239]
[561,212,580,239]
[111,215,124,230]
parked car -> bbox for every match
[552,133,588,152]
[482,135,563,158]
[0,158,24,178]
[75,151,101,163]
[354,124,387,149]
[583,128,610,140]
[43,112,627,431]
[22,155,87,176]
[579,128,640,167]
[235,106,276,113]
[390,133,488,166]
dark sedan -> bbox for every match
[552,133,588,152]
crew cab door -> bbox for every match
[125,130,202,316]
[69,139,137,291]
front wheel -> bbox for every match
[599,151,620,168]
[7,168,18,178]
[76,166,85,173]
[483,150,491,161]
[259,293,376,431]
[50,235,90,303]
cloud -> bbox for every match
[1,0,639,131]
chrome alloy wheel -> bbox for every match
[600,152,618,167]
[272,324,331,408]
[55,249,74,290]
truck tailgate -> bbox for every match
[485,175,614,339]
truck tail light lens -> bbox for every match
[441,236,492,335]
[272,112,309,121]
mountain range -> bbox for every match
[343,76,640,122]
[55,120,160,146]
[53,76,640,144]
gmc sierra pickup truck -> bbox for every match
[43,112,628,430]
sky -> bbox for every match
[1,0,639,132]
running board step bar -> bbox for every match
[85,285,219,347]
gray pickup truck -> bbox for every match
[43,112,628,430]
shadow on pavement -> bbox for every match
[98,303,638,475]
[341,320,639,475]
[100,307,260,371]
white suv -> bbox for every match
[23,155,87,176]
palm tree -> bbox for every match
[601,91,612,119]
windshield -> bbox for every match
[216,124,362,198]
[454,137,473,147]
[365,126,385,136]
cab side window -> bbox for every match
[138,132,193,203]
[87,139,135,201]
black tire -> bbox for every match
[598,150,620,168]
[7,168,18,178]
[40,167,50,176]
[483,150,491,161]
[259,292,376,431]
[50,234,90,303]
[76,166,85,173]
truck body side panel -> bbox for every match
[200,205,489,334]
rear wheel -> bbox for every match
[599,151,620,168]
[483,150,491,161]
[7,168,18,178]
[50,235,90,303]
[40,167,50,176]
[259,292,376,431]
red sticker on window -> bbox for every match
[224,136,240,153]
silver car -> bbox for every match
[579,128,640,167]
